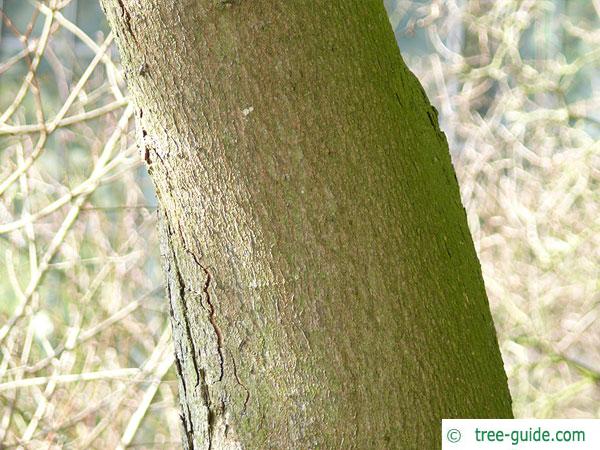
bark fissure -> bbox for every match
[165,220,225,449]
[230,352,250,415]
[174,355,197,450]
[180,238,225,383]
[200,264,225,384]
[176,268,203,389]
[166,257,198,449]
[199,369,216,450]
[115,0,137,45]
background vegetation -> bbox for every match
[0,0,598,447]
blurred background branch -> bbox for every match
[0,0,598,448]
[0,1,171,448]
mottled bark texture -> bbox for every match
[100,1,512,448]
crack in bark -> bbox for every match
[175,355,196,450]
[166,261,197,450]
[116,0,138,46]
[200,265,225,383]
[177,269,203,388]
[179,235,225,383]
[198,368,215,450]
[231,352,250,415]
[175,259,224,449]
[140,128,153,166]
[163,216,220,449]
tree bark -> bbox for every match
[101,1,513,448]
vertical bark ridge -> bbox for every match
[161,211,244,449]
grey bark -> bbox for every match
[100,1,513,448]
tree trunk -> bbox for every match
[101,1,512,448]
